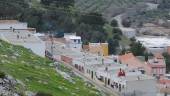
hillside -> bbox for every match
[0,40,102,96]
[75,0,149,19]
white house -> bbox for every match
[120,28,136,38]
[64,33,82,51]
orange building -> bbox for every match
[84,43,109,56]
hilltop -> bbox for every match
[0,39,102,96]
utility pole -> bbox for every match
[49,31,54,60]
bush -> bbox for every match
[36,92,53,96]
[0,71,5,78]
[122,18,131,27]
[111,19,118,27]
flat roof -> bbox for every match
[125,74,154,81]
[0,31,42,43]
[0,20,19,23]
[64,35,81,40]
[120,28,136,32]
[136,36,170,48]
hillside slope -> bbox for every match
[0,40,102,96]
[75,0,148,19]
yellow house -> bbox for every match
[88,43,108,56]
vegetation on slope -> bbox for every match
[123,0,170,27]
[75,0,147,18]
[0,40,102,96]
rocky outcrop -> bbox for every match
[0,75,19,96]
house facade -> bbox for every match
[146,53,166,77]
[64,33,82,51]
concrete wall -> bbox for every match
[121,29,136,38]
[147,47,167,54]
[0,23,27,29]
[61,55,73,64]
[68,42,82,51]
[126,79,157,96]
[89,43,109,56]
[22,42,45,57]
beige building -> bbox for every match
[83,43,109,56]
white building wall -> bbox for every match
[126,79,157,96]
[66,39,82,51]
[0,23,28,29]
[121,28,136,38]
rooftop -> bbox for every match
[119,53,144,69]
[125,74,154,81]
[0,31,42,44]
[136,36,170,48]
[120,28,136,32]
[64,33,81,40]
[0,20,19,24]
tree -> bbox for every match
[113,34,121,40]
[41,0,51,5]
[112,28,122,35]
[0,0,29,18]
[19,8,44,31]
[79,12,106,26]
[158,0,170,9]
[144,53,149,62]
[108,38,119,54]
[41,0,74,8]
[122,18,131,27]
[130,37,136,42]
[129,41,146,56]
[111,19,118,27]
[120,48,127,55]
[0,71,5,78]
[163,53,170,73]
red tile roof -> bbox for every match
[119,53,144,69]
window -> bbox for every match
[78,40,81,44]
[74,39,76,42]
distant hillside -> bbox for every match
[75,0,150,19]
[0,40,102,96]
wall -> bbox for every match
[22,42,45,57]
[121,28,136,38]
[101,43,109,56]
[0,23,28,29]
[89,43,109,56]
[61,55,73,64]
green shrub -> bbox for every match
[0,71,5,78]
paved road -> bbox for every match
[57,61,119,96]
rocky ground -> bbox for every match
[0,75,20,96]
